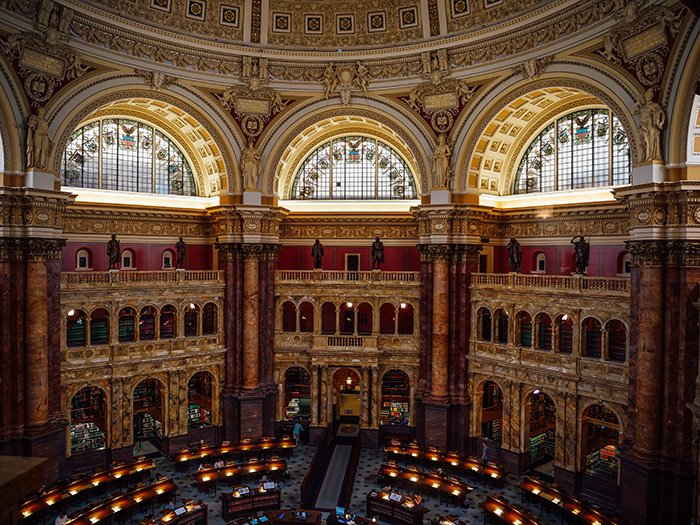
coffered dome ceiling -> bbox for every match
[80,0,554,51]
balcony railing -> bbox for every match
[471,272,629,295]
[62,270,224,287]
[276,270,420,283]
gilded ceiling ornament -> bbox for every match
[134,69,178,90]
[216,82,288,144]
[321,62,371,106]
[0,30,87,106]
[597,3,685,87]
[513,56,553,80]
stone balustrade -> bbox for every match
[276,270,420,283]
[62,269,224,287]
[471,272,629,295]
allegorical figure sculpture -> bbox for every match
[507,237,522,273]
[26,107,52,170]
[431,134,451,188]
[311,239,324,269]
[371,237,385,270]
[633,88,665,162]
[241,141,262,190]
[571,235,590,274]
[107,234,120,269]
[175,236,186,269]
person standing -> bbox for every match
[481,442,489,464]
[293,421,304,445]
[55,513,69,525]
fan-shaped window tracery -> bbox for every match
[61,119,196,196]
[291,136,417,200]
[514,109,630,194]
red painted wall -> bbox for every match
[62,242,213,271]
[278,245,420,272]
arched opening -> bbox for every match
[90,308,109,346]
[184,302,199,336]
[582,404,621,477]
[333,367,360,424]
[397,302,414,334]
[607,320,627,362]
[139,306,156,340]
[202,303,217,335]
[70,386,107,454]
[381,370,411,425]
[121,248,135,269]
[299,301,314,332]
[187,371,214,429]
[133,378,164,453]
[533,252,546,273]
[284,367,311,421]
[340,301,355,334]
[282,301,297,332]
[617,251,631,275]
[518,311,532,347]
[160,304,176,339]
[66,309,87,347]
[478,307,492,342]
[556,314,573,354]
[321,302,336,334]
[527,391,556,469]
[583,317,603,358]
[535,313,552,350]
[495,309,509,344]
[481,381,503,442]
[118,306,136,342]
[162,249,174,269]
[357,302,373,335]
[379,303,395,334]
[76,248,92,270]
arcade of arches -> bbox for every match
[1,1,700,524]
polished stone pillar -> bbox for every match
[431,258,449,399]
[25,259,49,427]
[311,366,319,426]
[242,254,260,390]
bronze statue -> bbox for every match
[571,235,590,274]
[106,234,120,269]
[175,236,186,269]
[311,239,324,269]
[371,237,385,270]
[507,237,522,273]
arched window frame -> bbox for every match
[291,135,418,200]
[162,250,174,269]
[121,249,135,269]
[514,108,630,194]
[533,252,546,274]
[76,248,92,271]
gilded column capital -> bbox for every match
[667,241,700,267]
[625,240,667,266]
[0,238,65,261]
[215,242,243,262]
[240,243,280,262]
[417,243,482,263]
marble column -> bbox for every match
[311,366,319,426]
[431,258,449,399]
[371,366,380,428]
[360,367,369,427]
[242,253,260,390]
[25,259,49,427]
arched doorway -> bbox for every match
[381,370,411,425]
[133,378,164,454]
[526,391,556,470]
[481,381,503,442]
[333,367,360,424]
[187,372,214,429]
[582,404,621,476]
[70,386,107,454]
[284,366,311,421]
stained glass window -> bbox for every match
[291,136,417,200]
[514,109,630,194]
[61,119,196,196]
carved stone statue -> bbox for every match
[175,237,186,269]
[322,62,338,99]
[371,237,385,270]
[430,134,452,188]
[26,107,52,170]
[507,238,522,273]
[311,239,324,269]
[633,88,665,162]
[241,141,262,190]
[354,61,370,93]
[571,235,590,274]
[107,234,121,269]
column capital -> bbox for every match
[0,237,66,261]
[416,243,482,263]
[626,239,700,267]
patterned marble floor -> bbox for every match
[45,443,614,525]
